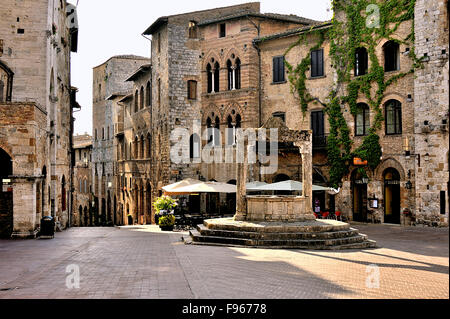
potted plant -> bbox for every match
[153,195,178,231]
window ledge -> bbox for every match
[271,81,287,85]
[309,75,326,80]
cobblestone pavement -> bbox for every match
[0,223,447,299]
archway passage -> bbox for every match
[384,168,401,224]
[0,148,13,238]
[352,170,368,222]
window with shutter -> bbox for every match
[273,56,285,83]
[188,80,197,100]
[311,49,324,77]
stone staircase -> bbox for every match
[185,218,377,250]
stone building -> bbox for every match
[72,134,92,226]
[92,55,149,226]
[113,64,152,225]
[108,1,448,227]
[254,0,449,226]
[0,0,79,238]
[134,2,318,223]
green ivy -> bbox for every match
[282,0,422,188]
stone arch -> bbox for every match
[223,47,242,64]
[0,143,13,160]
[381,93,406,105]
[203,51,222,70]
[269,169,292,183]
[201,103,221,123]
[222,102,244,123]
[375,158,406,181]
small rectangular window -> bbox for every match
[188,80,197,100]
[273,56,285,83]
[311,49,324,78]
[219,23,226,38]
[440,191,446,215]
[189,21,197,39]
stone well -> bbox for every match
[186,118,376,250]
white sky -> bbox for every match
[71,0,333,135]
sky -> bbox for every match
[71,0,333,135]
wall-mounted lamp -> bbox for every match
[424,153,430,161]
[403,136,410,157]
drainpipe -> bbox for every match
[247,16,262,127]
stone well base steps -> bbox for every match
[185,218,377,250]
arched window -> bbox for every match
[226,111,241,145]
[147,133,151,158]
[190,134,201,159]
[146,81,151,106]
[79,179,82,193]
[384,41,400,72]
[134,90,139,113]
[140,135,145,159]
[355,47,368,76]
[214,116,220,146]
[206,117,213,144]
[140,86,144,110]
[227,60,233,90]
[355,103,370,136]
[0,80,4,102]
[84,179,87,194]
[385,100,402,135]
[134,137,138,159]
[235,58,241,89]
[214,62,220,93]
[206,63,213,93]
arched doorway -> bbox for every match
[84,206,88,227]
[351,169,368,222]
[384,168,401,224]
[145,182,151,224]
[101,198,106,225]
[41,166,47,216]
[0,148,13,238]
[113,195,117,226]
[107,191,111,225]
[78,206,83,226]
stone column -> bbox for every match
[11,177,38,238]
[297,133,313,212]
[235,140,248,221]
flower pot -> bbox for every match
[160,225,174,231]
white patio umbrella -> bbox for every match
[162,178,202,195]
[169,181,236,194]
[252,180,335,192]
[246,181,268,191]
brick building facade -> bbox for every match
[0,0,79,238]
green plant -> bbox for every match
[282,0,422,188]
[158,214,176,227]
[152,195,178,215]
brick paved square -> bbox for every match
[0,224,447,299]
